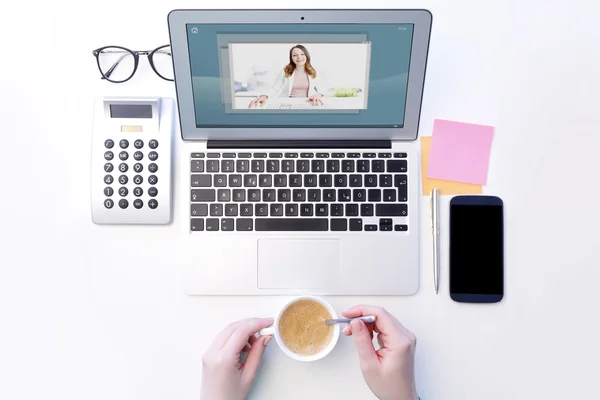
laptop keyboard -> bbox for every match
[190,152,408,232]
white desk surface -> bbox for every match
[1,1,599,399]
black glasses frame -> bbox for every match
[92,44,174,83]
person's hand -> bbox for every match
[342,305,418,400]
[201,318,273,400]
[307,94,324,106]
[248,95,268,108]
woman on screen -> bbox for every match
[248,44,325,108]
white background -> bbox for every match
[1,1,600,399]
[230,43,370,95]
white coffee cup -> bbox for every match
[259,295,340,362]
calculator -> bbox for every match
[91,97,174,224]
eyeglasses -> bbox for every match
[92,44,174,83]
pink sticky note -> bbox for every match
[427,119,494,185]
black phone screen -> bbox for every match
[450,202,503,300]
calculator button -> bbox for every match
[148,187,158,197]
[118,199,129,209]
[104,187,113,197]
[104,139,114,149]
[104,163,113,172]
[118,163,128,173]
[133,163,143,173]
[149,139,159,149]
[118,175,128,185]
[134,139,143,149]
[148,151,158,161]
[133,151,143,161]
[133,199,143,209]
[104,175,113,184]
[148,175,158,185]
[119,139,129,149]
[104,199,114,209]
[119,151,128,161]
[104,151,114,161]
[149,163,158,173]
[133,187,143,197]
[118,187,128,196]
[148,199,158,209]
[133,175,143,185]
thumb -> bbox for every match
[242,336,271,384]
[350,320,379,371]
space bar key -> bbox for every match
[255,218,328,231]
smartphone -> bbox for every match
[449,195,504,303]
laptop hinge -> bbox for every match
[207,140,391,149]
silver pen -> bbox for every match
[430,188,440,294]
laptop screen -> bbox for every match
[185,23,414,129]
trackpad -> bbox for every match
[257,239,341,289]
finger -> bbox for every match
[377,333,385,349]
[242,343,251,353]
[223,318,274,356]
[342,305,398,333]
[350,320,379,371]
[248,334,258,345]
[211,318,252,350]
[242,335,272,386]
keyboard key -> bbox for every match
[278,189,291,202]
[274,175,287,187]
[347,153,360,158]
[255,218,327,231]
[285,153,298,158]
[383,189,396,202]
[206,218,219,231]
[238,153,252,158]
[363,153,376,158]
[248,189,261,202]
[218,189,231,202]
[267,160,280,172]
[236,218,253,231]
[330,219,347,231]
[316,153,329,158]
[332,153,344,158]
[222,160,234,172]
[334,175,347,187]
[304,175,317,187]
[191,204,208,217]
[289,175,302,187]
[207,153,220,158]
[297,160,310,172]
[358,160,370,172]
[326,160,340,172]
[225,204,238,216]
[191,175,211,187]
[240,204,253,216]
[342,160,355,172]
[269,153,282,158]
[191,160,204,172]
[365,175,378,187]
[393,153,407,158]
[221,219,234,231]
[260,188,274,202]
[361,204,374,216]
[308,189,321,202]
[229,175,242,187]
[387,160,407,172]
[323,189,336,202]
[368,189,381,202]
[233,189,245,202]
[300,152,314,158]
[236,160,249,172]
[190,218,204,231]
[395,224,408,232]
[251,160,265,172]
[244,175,257,187]
[350,218,363,231]
[376,204,408,217]
[338,189,351,202]
[210,204,223,216]
[395,175,408,202]
[191,152,204,158]
[318,175,332,187]
[349,175,362,187]
[372,160,385,172]
[255,204,268,216]
[214,175,227,187]
[353,189,366,202]
[259,175,272,187]
[222,153,235,158]
[191,189,215,202]
[346,204,359,216]
[282,160,295,172]
[300,204,313,216]
[331,204,344,216]
[380,175,392,187]
[270,204,284,216]
[206,160,219,172]
[285,204,299,216]
[378,153,392,158]
[316,204,328,216]
[365,225,377,231]
[380,224,393,231]
[293,189,306,202]
[253,153,267,158]
[311,160,325,172]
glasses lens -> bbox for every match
[151,46,174,81]
[97,47,135,82]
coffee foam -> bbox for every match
[278,299,334,356]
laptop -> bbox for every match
[167,9,432,295]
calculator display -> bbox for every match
[110,104,152,119]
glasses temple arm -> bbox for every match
[103,53,130,79]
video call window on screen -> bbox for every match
[227,42,371,112]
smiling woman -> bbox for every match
[248,44,325,108]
